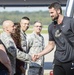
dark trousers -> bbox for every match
[14,68,22,75]
[53,61,74,75]
[0,70,8,75]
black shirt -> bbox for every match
[0,40,8,71]
[48,16,74,63]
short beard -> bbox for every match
[52,15,59,21]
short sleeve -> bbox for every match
[48,24,54,41]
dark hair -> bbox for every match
[14,22,20,26]
[14,23,20,34]
[22,16,30,21]
[48,2,62,14]
[11,22,22,49]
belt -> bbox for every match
[29,66,40,68]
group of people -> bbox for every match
[0,17,30,75]
[0,2,74,75]
[0,16,44,75]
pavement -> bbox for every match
[26,34,55,75]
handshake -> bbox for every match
[31,53,41,61]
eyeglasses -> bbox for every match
[34,26,42,28]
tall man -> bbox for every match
[34,2,74,75]
[0,20,33,75]
[20,17,30,75]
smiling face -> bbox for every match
[48,2,62,21]
[49,7,60,21]
[20,19,30,32]
[7,22,15,34]
[34,22,42,34]
[3,20,15,34]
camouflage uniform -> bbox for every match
[27,32,45,75]
[20,30,28,69]
[0,32,31,75]
[20,30,28,53]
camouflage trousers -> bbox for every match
[28,66,44,75]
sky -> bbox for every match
[0,7,66,12]
[0,7,48,12]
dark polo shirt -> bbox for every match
[48,16,74,64]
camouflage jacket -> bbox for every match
[27,32,45,67]
[20,30,28,53]
[0,32,31,74]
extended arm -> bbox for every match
[16,49,32,62]
[35,41,55,59]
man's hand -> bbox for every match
[31,54,40,61]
